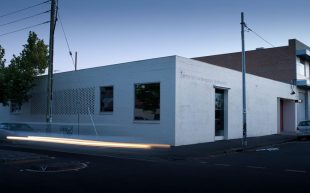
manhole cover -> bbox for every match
[25,161,88,173]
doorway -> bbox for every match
[215,88,227,140]
[280,99,284,132]
[278,98,296,133]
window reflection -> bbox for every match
[135,83,160,121]
[215,89,224,136]
[100,86,113,112]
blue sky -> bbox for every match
[0,0,309,72]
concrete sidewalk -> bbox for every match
[163,134,296,160]
[0,134,297,162]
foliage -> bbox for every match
[0,31,48,106]
[0,45,5,68]
[0,45,7,104]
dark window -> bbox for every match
[135,83,160,121]
[10,101,21,113]
[100,86,113,112]
[299,121,310,126]
[300,58,306,64]
[215,89,224,136]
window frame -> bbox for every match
[10,101,22,114]
[133,82,160,123]
[99,85,114,114]
[300,58,306,65]
[297,62,306,76]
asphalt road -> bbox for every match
[0,140,310,193]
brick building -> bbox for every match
[194,39,310,128]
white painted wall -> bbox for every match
[297,91,306,123]
[0,55,301,146]
[0,56,177,145]
[175,56,297,146]
[0,106,10,121]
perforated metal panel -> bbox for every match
[31,92,47,114]
[31,87,95,115]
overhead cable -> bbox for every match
[0,10,50,27]
[245,24,275,47]
[58,11,75,67]
[0,0,50,18]
[0,21,50,37]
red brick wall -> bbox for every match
[193,45,296,84]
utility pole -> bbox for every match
[75,51,77,71]
[46,0,57,123]
[241,12,247,149]
[75,51,79,134]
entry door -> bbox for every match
[298,92,306,123]
[280,99,284,132]
[215,89,225,137]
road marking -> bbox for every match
[246,166,266,169]
[215,164,231,167]
[256,147,279,152]
[25,162,88,173]
[285,169,307,173]
[200,161,208,164]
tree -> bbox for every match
[0,45,5,68]
[14,31,48,75]
[0,31,48,106]
[0,45,7,104]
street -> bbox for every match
[1,140,310,193]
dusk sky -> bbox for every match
[0,0,309,72]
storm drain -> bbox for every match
[24,161,88,173]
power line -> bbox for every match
[0,0,50,18]
[245,24,275,47]
[57,11,75,67]
[0,10,50,27]
[0,21,50,37]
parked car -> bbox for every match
[0,123,34,140]
[0,123,34,131]
[296,120,310,139]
